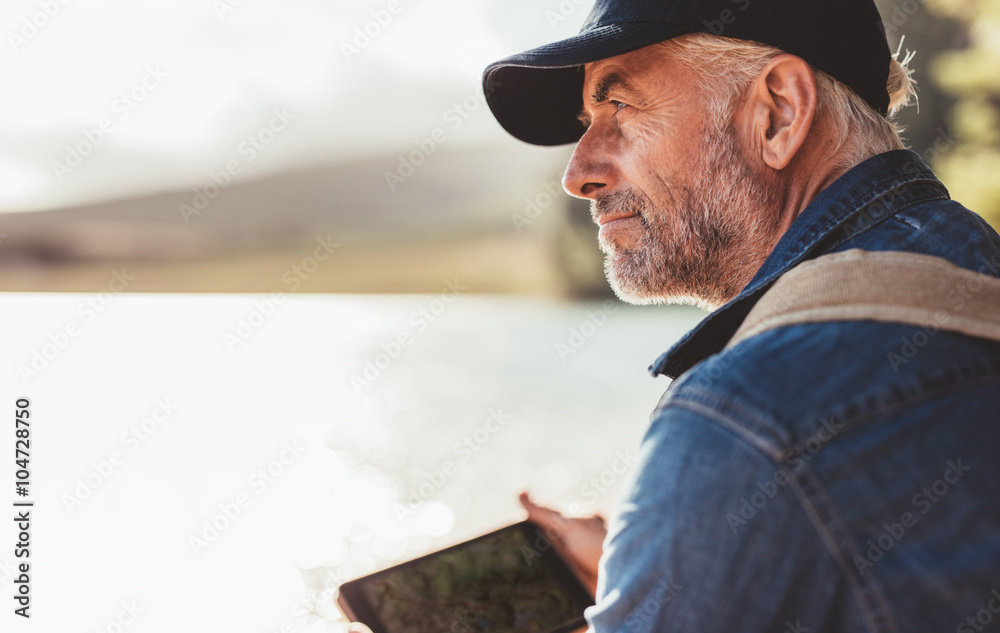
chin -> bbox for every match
[605,261,729,312]
[612,286,722,311]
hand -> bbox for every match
[519,491,607,597]
[327,602,374,633]
[329,617,374,633]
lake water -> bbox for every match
[0,292,702,631]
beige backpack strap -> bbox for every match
[726,249,1000,350]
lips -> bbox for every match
[591,192,645,237]
[597,213,638,229]
[597,214,640,241]
[597,213,638,227]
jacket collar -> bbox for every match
[649,149,950,379]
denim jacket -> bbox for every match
[586,150,1000,633]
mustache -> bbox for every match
[591,189,651,224]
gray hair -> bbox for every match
[658,33,917,174]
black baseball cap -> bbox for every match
[483,0,891,146]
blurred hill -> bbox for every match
[1,144,560,257]
[0,143,611,296]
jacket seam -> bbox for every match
[665,360,1000,632]
[758,350,1000,449]
[823,190,948,254]
[825,367,1000,447]
[662,390,786,460]
[767,176,944,281]
[784,468,899,633]
[667,395,902,633]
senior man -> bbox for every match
[484,0,1000,631]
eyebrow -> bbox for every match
[578,71,639,127]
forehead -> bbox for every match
[581,44,680,95]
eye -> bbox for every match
[609,100,632,118]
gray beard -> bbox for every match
[594,122,782,310]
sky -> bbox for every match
[0,0,589,212]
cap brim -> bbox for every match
[483,22,690,146]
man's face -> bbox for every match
[564,44,783,309]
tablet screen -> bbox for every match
[354,523,590,633]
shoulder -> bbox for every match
[664,315,1000,451]
[665,198,1000,442]
[590,381,864,632]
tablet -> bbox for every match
[337,520,594,633]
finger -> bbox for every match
[519,491,566,533]
[521,492,606,530]
[330,618,374,633]
[589,514,607,530]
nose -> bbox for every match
[562,125,618,200]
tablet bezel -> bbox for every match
[336,519,594,633]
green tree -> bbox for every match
[926,0,1000,228]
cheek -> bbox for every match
[621,117,662,152]
[618,139,685,202]
[629,103,703,145]
[615,124,663,185]
[621,111,701,170]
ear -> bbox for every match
[744,54,817,171]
